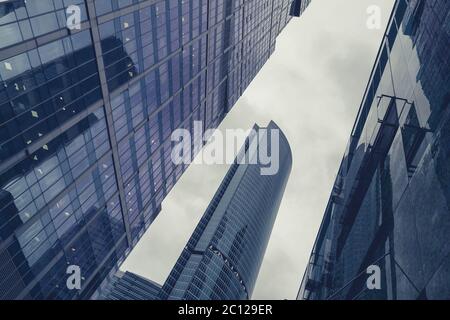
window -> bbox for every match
[30,12,59,36]
[38,40,65,64]
[0,53,30,81]
[95,0,113,16]
[0,22,23,48]
[26,0,54,17]
[401,104,429,178]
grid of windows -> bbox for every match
[0,0,302,299]
[159,122,293,300]
[102,271,162,300]
[0,30,101,162]
[0,0,88,49]
[0,108,127,299]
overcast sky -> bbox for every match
[122,0,395,300]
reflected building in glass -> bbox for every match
[298,0,450,300]
[159,121,292,300]
[0,0,309,299]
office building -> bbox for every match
[0,0,309,299]
[298,0,450,300]
[158,121,292,300]
[101,271,161,300]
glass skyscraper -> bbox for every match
[298,0,450,300]
[101,271,161,300]
[0,0,308,299]
[158,121,293,300]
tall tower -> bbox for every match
[0,0,309,299]
[159,121,292,300]
[298,0,450,300]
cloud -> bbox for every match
[122,0,395,300]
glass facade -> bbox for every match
[298,0,450,300]
[0,0,307,299]
[159,121,293,300]
[101,271,161,300]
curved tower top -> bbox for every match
[159,121,292,300]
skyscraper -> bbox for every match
[101,271,161,300]
[0,0,309,299]
[158,121,292,300]
[298,0,450,300]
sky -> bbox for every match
[122,0,395,300]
